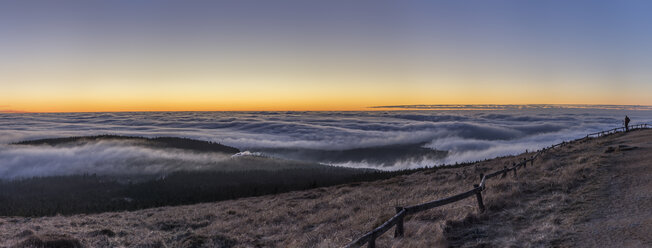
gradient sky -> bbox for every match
[2,0,652,112]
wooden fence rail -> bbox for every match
[586,123,649,138]
[345,156,534,248]
[343,123,650,248]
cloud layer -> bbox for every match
[1,107,651,173]
[0,140,233,179]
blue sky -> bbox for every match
[1,0,652,112]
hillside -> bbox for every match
[3,136,419,217]
[1,129,651,247]
[14,135,241,154]
[254,142,447,167]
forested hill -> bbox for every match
[14,135,240,154]
[3,135,425,217]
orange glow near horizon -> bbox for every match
[4,57,650,113]
[3,91,650,113]
[2,74,650,113]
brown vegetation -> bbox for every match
[1,129,651,247]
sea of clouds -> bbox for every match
[1,105,651,178]
[0,140,233,179]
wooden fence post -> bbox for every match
[473,184,485,213]
[502,166,509,178]
[368,233,376,248]
[395,207,404,238]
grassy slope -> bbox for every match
[1,130,650,247]
[444,128,652,247]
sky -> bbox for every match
[1,0,652,112]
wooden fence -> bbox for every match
[344,123,650,248]
[586,123,649,138]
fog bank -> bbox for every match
[1,106,651,172]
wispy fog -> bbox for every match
[0,140,233,179]
[1,106,651,173]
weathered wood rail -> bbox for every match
[343,124,650,248]
[586,123,649,138]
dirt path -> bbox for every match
[569,131,652,247]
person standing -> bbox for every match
[625,115,631,132]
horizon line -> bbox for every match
[3,103,652,114]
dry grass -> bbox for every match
[443,129,652,248]
[1,129,650,248]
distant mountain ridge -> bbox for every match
[255,142,447,166]
[14,135,241,154]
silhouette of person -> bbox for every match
[625,115,630,132]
